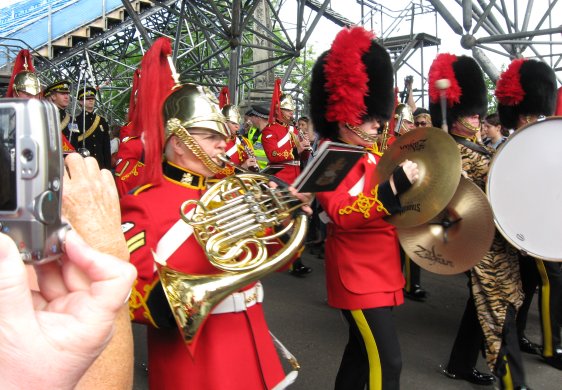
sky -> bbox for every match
[278,0,561,107]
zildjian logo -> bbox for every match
[399,138,427,152]
[413,245,453,268]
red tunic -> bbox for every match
[214,136,253,179]
[114,122,145,197]
[316,151,405,310]
[261,121,300,185]
[121,162,285,390]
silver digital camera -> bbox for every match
[0,99,67,263]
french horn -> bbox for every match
[154,173,308,344]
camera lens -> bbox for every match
[22,148,34,162]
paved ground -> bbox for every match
[132,249,559,389]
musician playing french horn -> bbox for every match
[121,38,311,390]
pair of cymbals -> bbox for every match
[376,127,495,274]
[376,127,461,228]
[397,177,496,275]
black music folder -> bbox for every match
[292,141,365,193]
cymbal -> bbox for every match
[397,177,495,275]
[376,127,461,228]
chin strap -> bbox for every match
[167,118,224,174]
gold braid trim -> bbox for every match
[129,278,160,328]
[167,118,223,174]
[119,161,145,181]
[77,114,101,142]
[338,184,390,218]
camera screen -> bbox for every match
[0,107,16,212]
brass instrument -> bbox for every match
[241,138,260,172]
[378,121,391,151]
[155,173,308,345]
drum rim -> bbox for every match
[486,116,562,262]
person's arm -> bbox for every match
[61,153,134,389]
[0,230,136,390]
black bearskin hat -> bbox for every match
[309,26,394,141]
[428,54,487,130]
[495,58,557,130]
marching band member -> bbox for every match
[429,53,528,389]
[310,26,419,390]
[121,38,303,390]
[213,103,259,178]
[5,50,41,99]
[495,58,562,370]
[262,80,310,185]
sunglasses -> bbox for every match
[414,121,427,126]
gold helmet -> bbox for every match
[279,93,296,111]
[13,71,41,97]
[163,84,229,175]
[395,103,414,133]
[221,104,241,124]
[164,83,229,139]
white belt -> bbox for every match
[211,282,264,314]
[283,160,300,166]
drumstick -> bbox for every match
[436,79,451,132]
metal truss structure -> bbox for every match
[1,0,561,123]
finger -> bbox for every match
[64,152,87,180]
[100,169,119,201]
[34,257,69,300]
[64,231,136,314]
[83,156,102,179]
[0,233,35,322]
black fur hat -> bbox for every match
[428,54,487,130]
[495,59,557,130]
[309,27,394,141]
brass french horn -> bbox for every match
[154,173,308,344]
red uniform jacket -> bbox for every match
[261,121,300,185]
[114,123,145,197]
[121,161,285,390]
[316,150,405,310]
[214,136,253,179]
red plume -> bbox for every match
[6,50,36,97]
[127,68,141,124]
[324,27,374,126]
[269,78,282,124]
[428,53,461,107]
[556,87,562,116]
[137,37,175,186]
[218,86,230,109]
[495,58,526,106]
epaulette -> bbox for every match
[122,135,141,143]
[131,183,154,196]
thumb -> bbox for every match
[0,233,34,323]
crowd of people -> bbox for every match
[1,23,561,390]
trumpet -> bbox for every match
[379,122,391,152]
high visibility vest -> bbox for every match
[247,126,268,169]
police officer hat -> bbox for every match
[246,104,270,119]
[78,86,97,100]
[44,79,72,97]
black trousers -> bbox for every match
[335,307,402,390]
[400,247,421,292]
[517,255,562,356]
[448,282,527,388]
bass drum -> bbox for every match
[487,116,562,261]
